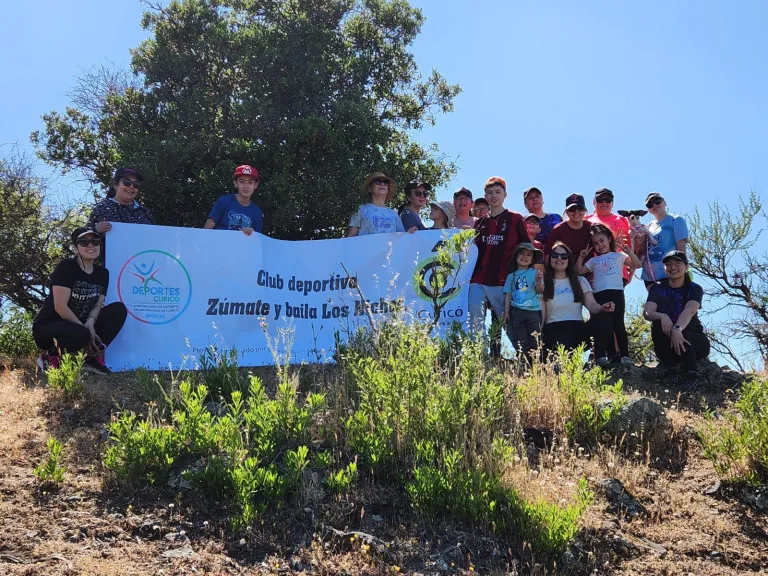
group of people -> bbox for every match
[32,165,710,390]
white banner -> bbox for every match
[104,223,477,371]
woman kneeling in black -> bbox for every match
[643,250,710,390]
[33,227,127,373]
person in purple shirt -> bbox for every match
[204,165,264,235]
[523,187,562,243]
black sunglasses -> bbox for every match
[121,178,142,189]
[596,196,613,203]
[372,178,389,186]
[413,190,429,198]
[550,252,570,260]
[76,237,102,247]
[646,198,663,209]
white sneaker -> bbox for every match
[620,356,634,365]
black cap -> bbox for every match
[524,213,541,223]
[523,186,542,199]
[565,194,587,210]
[662,250,688,265]
[71,226,101,243]
[595,187,614,200]
[453,187,473,200]
[404,179,432,196]
[474,197,489,206]
[113,167,144,182]
[645,192,664,205]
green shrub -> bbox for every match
[0,306,37,359]
[46,351,85,401]
[198,345,248,401]
[625,299,655,365]
[516,345,626,446]
[699,377,768,485]
[34,436,65,485]
[104,322,593,562]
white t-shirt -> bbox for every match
[584,252,626,292]
[545,277,592,324]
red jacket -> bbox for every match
[471,209,530,286]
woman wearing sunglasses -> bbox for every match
[348,172,417,236]
[541,241,615,366]
[87,167,156,234]
[639,192,688,288]
[398,179,431,231]
[32,227,127,373]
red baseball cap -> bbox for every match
[233,165,260,181]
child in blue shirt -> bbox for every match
[503,242,544,369]
[204,165,264,235]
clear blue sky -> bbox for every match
[2,0,766,364]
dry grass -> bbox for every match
[0,362,767,575]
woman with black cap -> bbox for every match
[87,167,155,234]
[643,250,709,390]
[32,227,127,373]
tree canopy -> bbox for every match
[32,0,460,239]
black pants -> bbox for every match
[33,302,127,354]
[651,322,710,372]
[593,289,628,358]
[506,308,542,367]
[542,313,613,360]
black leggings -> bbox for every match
[542,313,613,361]
[593,289,628,358]
[651,322,710,372]
[33,302,127,354]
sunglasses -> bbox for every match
[646,198,663,209]
[121,178,142,189]
[413,190,429,198]
[596,197,613,203]
[550,252,570,260]
[76,237,102,247]
[372,178,389,186]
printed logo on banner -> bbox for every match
[412,241,462,305]
[117,250,192,325]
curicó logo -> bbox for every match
[117,250,192,325]
[412,241,462,305]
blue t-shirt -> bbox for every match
[642,214,688,281]
[503,268,541,311]
[400,207,427,231]
[535,213,563,243]
[209,194,264,232]
[349,204,405,235]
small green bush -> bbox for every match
[47,351,85,401]
[699,377,768,485]
[34,436,65,485]
[198,345,248,401]
[0,306,37,359]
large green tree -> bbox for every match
[0,148,84,313]
[32,0,460,239]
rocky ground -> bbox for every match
[0,360,766,575]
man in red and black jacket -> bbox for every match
[469,176,530,345]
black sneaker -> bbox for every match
[84,353,111,374]
[678,370,699,393]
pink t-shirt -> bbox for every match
[587,212,631,281]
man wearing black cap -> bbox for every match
[523,187,562,243]
[586,188,633,285]
[643,250,709,390]
[88,167,155,235]
[543,194,592,260]
[453,187,476,229]
[639,192,689,286]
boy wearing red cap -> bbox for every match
[204,165,264,235]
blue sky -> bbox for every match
[2,0,766,364]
